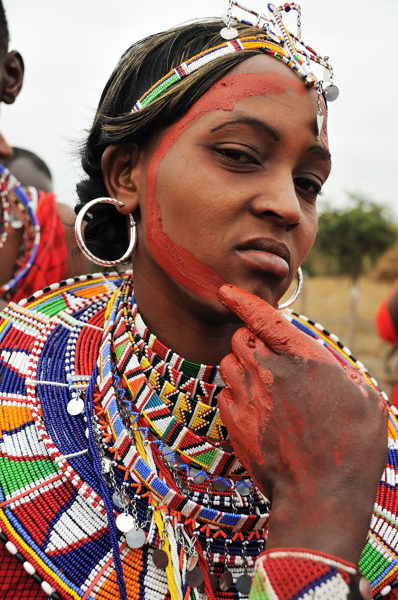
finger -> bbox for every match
[230,326,274,363]
[219,283,336,363]
[219,352,247,392]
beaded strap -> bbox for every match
[250,549,370,600]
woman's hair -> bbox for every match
[76,19,281,261]
[0,1,9,58]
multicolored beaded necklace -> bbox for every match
[0,272,397,600]
[0,165,41,300]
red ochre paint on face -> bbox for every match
[145,72,309,300]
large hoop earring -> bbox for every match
[75,197,136,267]
[278,267,303,310]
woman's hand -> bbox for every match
[218,284,388,563]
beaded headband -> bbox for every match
[131,2,338,115]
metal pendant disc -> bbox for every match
[152,548,169,570]
[67,397,84,416]
[126,527,146,549]
[115,513,135,533]
[214,479,230,492]
[219,569,233,591]
[324,84,339,102]
[186,566,204,588]
[187,553,198,571]
[220,26,239,40]
[209,573,219,591]
[236,482,251,497]
[112,492,124,509]
[236,573,252,595]
[162,444,174,462]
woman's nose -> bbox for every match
[250,173,301,228]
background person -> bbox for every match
[0,4,88,309]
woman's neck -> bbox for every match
[133,271,241,366]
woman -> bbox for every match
[0,3,394,599]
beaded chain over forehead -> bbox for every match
[131,1,339,113]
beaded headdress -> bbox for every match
[132,1,339,135]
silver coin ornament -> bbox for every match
[324,84,339,102]
[115,513,136,533]
[209,572,219,591]
[112,492,124,509]
[185,566,204,588]
[67,396,84,416]
[153,548,169,570]
[236,482,251,497]
[162,445,174,463]
[220,26,239,40]
[126,527,146,549]
[213,479,230,493]
[236,573,252,595]
[218,569,233,591]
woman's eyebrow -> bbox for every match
[210,118,280,142]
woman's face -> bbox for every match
[132,54,331,313]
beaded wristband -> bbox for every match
[250,548,373,600]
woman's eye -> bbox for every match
[294,177,322,200]
[215,147,260,165]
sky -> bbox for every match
[2,0,398,217]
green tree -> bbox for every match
[308,193,397,347]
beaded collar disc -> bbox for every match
[0,273,396,600]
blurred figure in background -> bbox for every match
[375,281,398,407]
[0,2,88,308]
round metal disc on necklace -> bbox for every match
[236,482,251,497]
[324,84,339,102]
[162,445,174,462]
[220,26,239,40]
[112,492,124,509]
[152,548,169,570]
[185,566,204,588]
[115,513,136,533]
[126,527,146,549]
[236,573,252,595]
[219,569,233,591]
[213,479,230,493]
[67,396,84,416]
[209,572,219,591]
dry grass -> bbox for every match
[288,275,395,396]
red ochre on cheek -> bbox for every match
[145,72,305,300]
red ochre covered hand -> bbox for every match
[218,284,388,563]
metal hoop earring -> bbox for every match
[278,267,303,310]
[74,197,136,267]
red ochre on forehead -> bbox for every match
[145,72,306,299]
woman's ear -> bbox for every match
[1,51,24,104]
[101,144,143,215]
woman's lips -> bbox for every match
[235,239,291,278]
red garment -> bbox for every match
[11,191,67,303]
[0,543,46,599]
[375,279,398,407]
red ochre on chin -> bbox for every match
[145,72,313,300]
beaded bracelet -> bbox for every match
[251,548,373,600]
